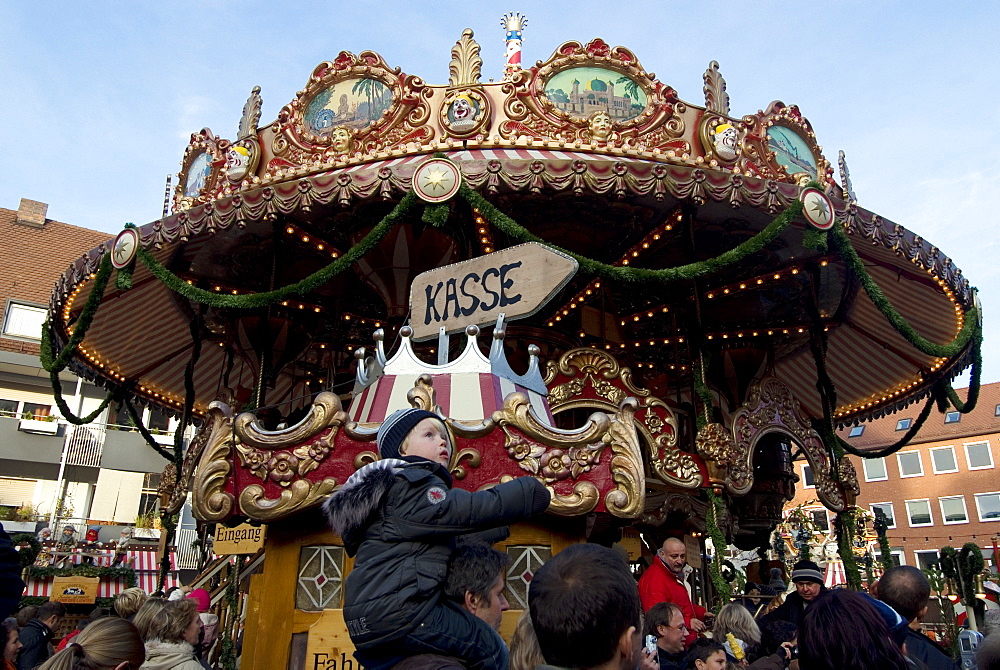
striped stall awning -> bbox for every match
[824,559,883,588]
[24,550,180,599]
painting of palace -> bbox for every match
[543,66,646,122]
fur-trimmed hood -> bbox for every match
[322,458,407,547]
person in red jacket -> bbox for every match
[638,537,710,647]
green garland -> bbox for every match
[830,222,977,359]
[459,184,803,283]
[219,555,246,670]
[12,533,41,568]
[26,564,138,587]
[705,489,732,610]
[157,513,179,593]
[135,192,419,309]
[872,507,893,574]
[834,510,862,590]
[125,399,174,462]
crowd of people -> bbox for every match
[0,584,219,670]
[2,406,999,670]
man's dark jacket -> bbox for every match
[16,618,54,670]
[323,457,549,650]
[902,628,958,670]
[761,588,823,628]
[656,648,686,670]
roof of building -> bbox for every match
[0,204,110,355]
[837,380,1000,450]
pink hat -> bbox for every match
[187,588,211,612]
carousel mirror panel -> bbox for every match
[296,545,345,611]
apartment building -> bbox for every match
[788,381,1000,570]
[0,199,178,540]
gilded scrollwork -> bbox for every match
[730,376,847,511]
[234,392,347,449]
[602,397,645,518]
[737,102,832,186]
[450,448,482,480]
[544,348,702,489]
[191,401,237,522]
[239,478,338,521]
[174,129,224,212]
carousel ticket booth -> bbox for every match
[46,19,980,670]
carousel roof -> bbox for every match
[48,32,977,431]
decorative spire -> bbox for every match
[703,61,730,115]
[449,28,482,87]
[501,12,527,80]
[238,86,262,140]
[838,150,857,203]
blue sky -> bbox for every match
[2,1,997,383]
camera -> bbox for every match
[788,646,799,660]
[645,635,657,656]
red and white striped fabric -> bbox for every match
[350,372,552,424]
[824,560,846,588]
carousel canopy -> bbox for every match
[47,32,977,436]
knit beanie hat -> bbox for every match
[377,408,444,460]
[790,559,823,584]
[187,588,211,612]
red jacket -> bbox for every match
[638,556,705,646]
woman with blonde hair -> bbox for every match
[137,599,202,670]
[37,617,144,670]
[509,611,544,670]
[713,602,761,663]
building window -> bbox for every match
[895,418,912,431]
[2,301,47,339]
[897,451,923,478]
[0,400,17,418]
[801,464,815,488]
[965,442,994,470]
[915,550,940,570]
[863,458,888,482]
[871,502,896,529]
[939,496,969,524]
[974,492,1000,522]
[905,499,933,527]
[296,546,344,611]
[995,404,1000,417]
[944,411,961,424]
[810,509,829,532]
[877,546,904,567]
[848,425,865,438]
[930,446,959,474]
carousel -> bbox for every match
[45,15,981,670]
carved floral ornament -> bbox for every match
[729,376,856,512]
[499,38,688,152]
[738,101,831,184]
[544,348,703,489]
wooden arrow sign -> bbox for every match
[409,243,579,341]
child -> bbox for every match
[686,639,728,670]
[323,408,551,670]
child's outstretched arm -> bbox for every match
[385,474,550,540]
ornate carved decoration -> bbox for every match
[545,348,703,489]
[738,101,832,185]
[703,61,730,115]
[695,422,739,488]
[272,51,433,169]
[406,374,444,414]
[643,491,709,530]
[164,393,228,515]
[174,129,223,212]
[449,29,482,87]
[698,114,741,167]
[730,376,848,511]
[495,389,644,518]
[238,86,263,140]
[837,454,860,503]
[498,39,688,153]
[239,478,338,521]
[230,393,348,499]
[838,149,857,203]
[191,401,237,521]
